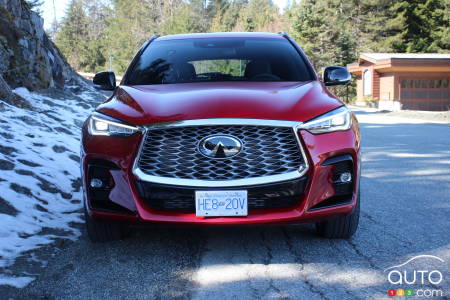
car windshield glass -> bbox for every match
[126,38,313,85]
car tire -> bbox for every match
[84,206,130,243]
[315,189,360,239]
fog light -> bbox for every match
[339,172,352,183]
[90,178,103,188]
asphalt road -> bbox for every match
[3,110,450,299]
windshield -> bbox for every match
[126,38,313,85]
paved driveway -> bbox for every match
[4,110,450,299]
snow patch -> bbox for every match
[12,87,32,101]
[0,87,100,288]
[0,274,35,288]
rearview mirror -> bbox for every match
[93,71,116,91]
[323,66,351,86]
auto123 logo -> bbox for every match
[384,255,445,297]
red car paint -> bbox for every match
[81,33,360,226]
[97,81,342,126]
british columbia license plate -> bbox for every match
[195,190,248,217]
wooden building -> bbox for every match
[347,53,450,111]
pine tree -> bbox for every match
[210,0,247,32]
[207,0,228,20]
[160,0,209,34]
[287,0,357,70]
[25,0,43,11]
[234,0,281,32]
[209,0,231,32]
[429,0,450,52]
[383,0,449,52]
[52,0,449,76]
[55,0,90,70]
[102,0,156,73]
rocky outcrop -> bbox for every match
[0,0,78,91]
[0,73,30,108]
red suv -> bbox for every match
[83,32,361,242]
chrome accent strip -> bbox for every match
[144,118,301,129]
[133,168,306,187]
[294,124,310,176]
[132,118,309,187]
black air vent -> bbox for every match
[136,178,308,213]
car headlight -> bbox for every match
[300,106,352,134]
[88,113,139,136]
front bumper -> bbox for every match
[81,119,361,225]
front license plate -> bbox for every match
[195,190,248,217]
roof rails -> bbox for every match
[148,34,159,43]
[278,32,291,39]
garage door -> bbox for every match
[400,79,450,111]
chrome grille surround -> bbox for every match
[132,119,309,187]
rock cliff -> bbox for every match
[0,0,78,93]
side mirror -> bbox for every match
[93,71,116,91]
[323,66,351,86]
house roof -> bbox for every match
[361,53,450,61]
[348,53,450,74]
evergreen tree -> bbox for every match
[287,0,357,70]
[383,0,449,52]
[161,0,209,35]
[210,0,247,32]
[102,0,156,73]
[83,0,111,71]
[207,0,228,20]
[52,0,449,77]
[234,0,281,32]
[429,0,450,52]
[55,0,90,70]
[25,0,43,12]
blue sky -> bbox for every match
[41,0,290,30]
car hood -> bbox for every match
[96,81,342,126]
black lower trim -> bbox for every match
[90,198,134,214]
[309,154,355,211]
[87,159,132,214]
[308,195,353,211]
[321,154,353,166]
[135,177,308,213]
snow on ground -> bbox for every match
[0,85,101,287]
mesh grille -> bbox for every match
[137,125,304,180]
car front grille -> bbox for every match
[135,178,307,212]
[136,125,305,181]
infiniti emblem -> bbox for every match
[199,135,242,159]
